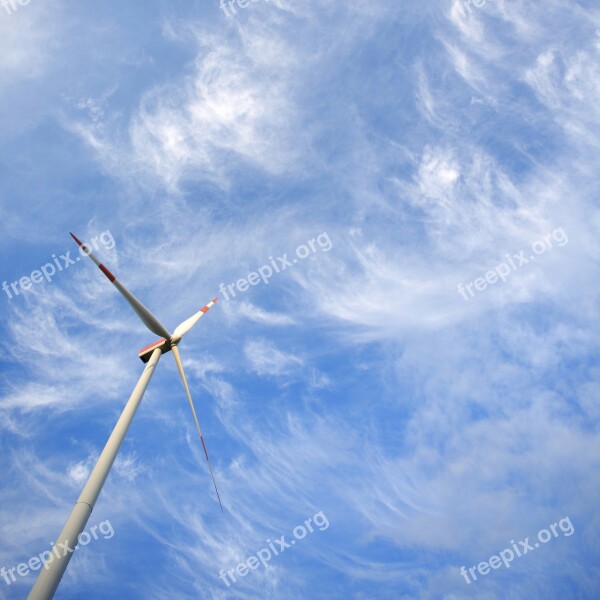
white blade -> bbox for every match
[171,298,218,343]
[171,345,223,512]
[70,232,171,340]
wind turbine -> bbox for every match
[28,232,222,600]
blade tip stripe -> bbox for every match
[99,264,116,282]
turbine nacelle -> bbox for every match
[138,338,171,363]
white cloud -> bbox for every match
[71,30,303,192]
[68,457,94,485]
[244,338,303,377]
[223,300,296,326]
[0,2,59,86]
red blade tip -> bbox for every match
[70,232,83,247]
[213,298,218,303]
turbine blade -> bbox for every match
[70,232,171,340]
[172,298,218,342]
[171,345,223,512]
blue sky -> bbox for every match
[1,0,599,598]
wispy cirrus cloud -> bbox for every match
[244,338,303,377]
